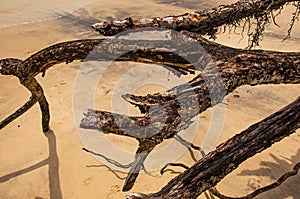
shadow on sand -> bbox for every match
[238,149,300,199]
[0,130,62,199]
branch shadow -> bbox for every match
[86,164,127,180]
[83,148,159,182]
[0,130,62,199]
[153,0,216,10]
[59,12,101,36]
[53,9,129,38]
[238,149,300,198]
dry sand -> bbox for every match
[0,0,299,198]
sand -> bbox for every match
[0,0,299,198]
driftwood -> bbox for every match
[83,1,300,191]
[126,96,300,198]
[0,37,201,131]
[2,28,298,132]
[92,0,298,38]
[80,31,300,191]
[0,0,299,197]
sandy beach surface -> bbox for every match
[0,0,299,198]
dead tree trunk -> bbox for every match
[0,37,200,131]
[126,96,300,199]
[1,0,299,196]
[1,30,299,191]
[80,33,300,191]
[92,0,298,37]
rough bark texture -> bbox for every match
[122,31,300,113]
[209,159,300,199]
[92,0,298,36]
[126,96,300,199]
[0,36,202,131]
[80,33,300,191]
[1,31,299,192]
[1,0,299,195]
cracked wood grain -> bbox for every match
[126,96,300,198]
[92,0,298,36]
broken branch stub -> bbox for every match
[127,96,300,199]
[92,0,298,37]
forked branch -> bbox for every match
[126,96,300,198]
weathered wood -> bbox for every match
[0,58,22,76]
[1,0,299,195]
[123,32,300,113]
[81,34,300,139]
[80,33,300,191]
[92,0,298,36]
[126,96,300,199]
[7,38,200,81]
[160,161,300,199]
[0,95,37,130]
[21,78,50,132]
[1,29,299,190]
[0,37,204,131]
[123,141,157,192]
[2,26,299,132]
[1,33,215,131]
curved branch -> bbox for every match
[80,33,299,191]
[20,78,50,132]
[209,162,300,199]
[16,38,200,81]
[0,95,38,130]
[0,35,206,130]
[120,32,300,113]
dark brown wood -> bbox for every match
[91,0,298,36]
[0,37,202,131]
[126,96,300,199]
[9,38,198,81]
[0,0,299,195]
[80,33,300,191]
[1,30,299,191]
[122,32,300,113]
[2,32,299,132]
[0,95,37,130]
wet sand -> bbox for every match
[0,0,299,198]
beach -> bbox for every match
[0,0,299,198]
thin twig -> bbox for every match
[209,162,300,199]
[160,163,189,175]
[0,95,38,130]
[82,148,133,169]
[282,2,300,41]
